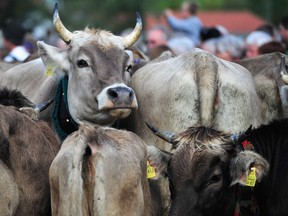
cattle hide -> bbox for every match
[0,100,59,215]
[50,125,160,216]
[125,49,263,151]
[238,52,288,121]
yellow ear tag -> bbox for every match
[245,167,257,187]
[45,65,55,77]
[147,161,156,179]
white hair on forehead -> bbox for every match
[245,31,273,47]
[177,136,230,156]
[69,29,125,49]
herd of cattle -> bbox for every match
[1,3,288,216]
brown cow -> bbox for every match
[0,88,59,216]
[146,119,288,216]
[49,124,163,216]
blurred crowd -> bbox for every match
[1,1,288,63]
[141,1,288,62]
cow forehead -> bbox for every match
[70,29,125,50]
[169,144,229,184]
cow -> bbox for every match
[238,52,288,121]
[0,88,59,216]
[146,118,288,216]
[49,124,170,216]
[124,49,263,152]
[0,60,20,73]
[0,3,142,139]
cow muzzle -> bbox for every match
[97,84,138,118]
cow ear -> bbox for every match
[147,145,171,179]
[230,150,269,186]
[37,41,69,74]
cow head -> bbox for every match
[37,3,141,126]
[146,123,269,216]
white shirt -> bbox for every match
[4,46,30,62]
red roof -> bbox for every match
[145,10,266,35]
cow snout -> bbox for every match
[107,87,135,104]
[97,84,138,114]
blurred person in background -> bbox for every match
[258,41,286,55]
[257,23,282,42]
[200,33,244,62]
[245,30,273,58]
[167,33,195,56]
[146,25,169,50]
[215,34,245,61]
[164,1,202,46]
[200,38,218,55]
[200,27,222,43]
[279,15,288,52]
[2,19,30,62]
[146,25,170,59]
[149,45,174,60]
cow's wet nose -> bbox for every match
[107,87,135,104]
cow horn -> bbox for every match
[35,99,54,112]
[123,12,142,48]
[145,122,178,145]
[53,3,73,44]
[280,56,288,85]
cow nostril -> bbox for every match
[108,89,118,99]
[129,90,134,99]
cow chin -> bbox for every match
[108,108,132,119]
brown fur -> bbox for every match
[175,126,231,149]
[238,52,288,120]
[50,125,157,216]
[0,105,59,216]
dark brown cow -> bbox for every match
[146,121,288,216]
[0,88,59,215]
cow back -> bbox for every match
[128,49,262,151]
[50,125,154,216]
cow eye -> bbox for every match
[126,64,132,73]
[209,173,222,184]
[77,59,88,68]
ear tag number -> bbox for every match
[45,65,55,77]
[147,161,156,179]
[245,167,257,187]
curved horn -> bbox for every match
[35,99,54,112]
[145,122,178,145]
[280,56,288,85]
[123,12,143,48]
[53,3,73,44]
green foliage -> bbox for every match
[1,0,288,33]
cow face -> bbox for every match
[37,4,141,126]
[147,125,269,216]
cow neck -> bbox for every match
[52,75,79,140]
